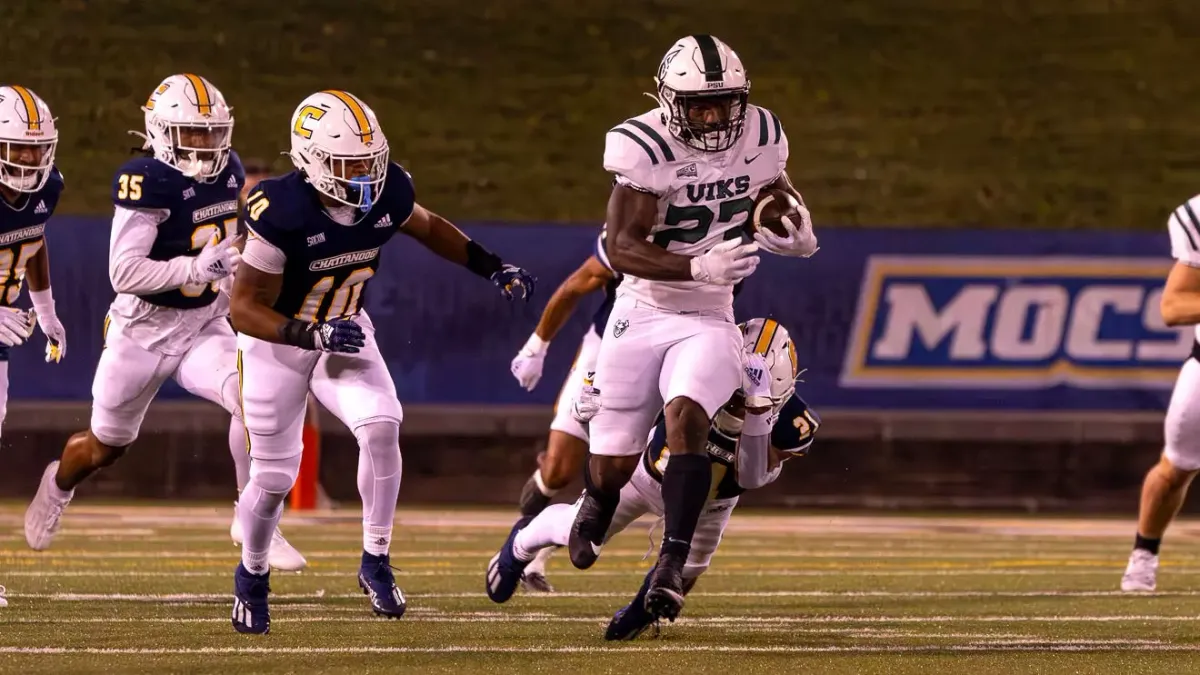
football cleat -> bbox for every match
[0,585,7,608]
[230,502,309,572]
[486,515,534,603]
[24,461,72,551]
[644,549,687,622]
[358,552,406,619]
[1121,548,1159,592]
[606,566,658,640]
[568,492,612,570]
[231,563,271,635]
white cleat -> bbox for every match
[1121,548,1159,592]
[24,461,73,551]
[231,501,308,572]
[0,585,8,608]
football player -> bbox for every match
[1122,198,1200,591]
[508,229,617,591]
[24,75,306,574]
[0,85,68,434]
[568,34,817,623]
[489,318,817,640]
[229,89,534,634]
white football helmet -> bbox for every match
[288,90,388,210]
[0,85,57,193]
[651,34,750,152]
[138,74,233,181]
[739,317,799,413]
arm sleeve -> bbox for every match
[243,227,287,274]
[1169,199,1200,268]
[108,206,195,295]
[736,430,782,490]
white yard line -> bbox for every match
[1,642,1196,655]
[6,568,1183,578]
[11,590,1200,601]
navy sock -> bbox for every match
[661,453,711,557]
[1135,533,1161,555]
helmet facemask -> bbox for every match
[656,84,749,153]
[0,138,55,193]
[146,117,233,181]
[301,144,388,211]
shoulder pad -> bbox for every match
[242,174,304,250]
[747,105,788,170]
[385,162,416,224]
[604,113,677,195]
[112,157,181,210]
[1168,196,1200,268]
[770,394,819,455]
[225,150,246,189]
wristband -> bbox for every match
[465,240,503,279]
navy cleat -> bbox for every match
[605,565,658,641]
[486,515,534,603]
[568,492,612,570]
[231,563,271,635]
[358,552,407,619]
[644,548,687,622]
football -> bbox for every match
[750,188,803,238]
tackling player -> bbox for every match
[23,75,304,573]
[568,35,817,623]
[0,85,68,436]
[229,89,535,634]
[489,318,817,640]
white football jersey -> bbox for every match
[603,104,788,311]
[1167,196,1200,341]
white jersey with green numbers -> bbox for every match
[602,104,788,312]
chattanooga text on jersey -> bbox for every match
[840,256,1189,390]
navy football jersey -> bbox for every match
[642,393,819,500]
[111,151,244,309]
[0,166,64,361]
[243,163,415,322]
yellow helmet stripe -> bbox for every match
[787,341,798,377]
[322,90,374,144]
[182,74,212,115]
[10,86,41,131]
[753,319,779,355]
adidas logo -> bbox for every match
[374,213,393,229]
[227,174,239,189]
[33,200,47,215]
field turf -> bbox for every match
[1,505,1199,673]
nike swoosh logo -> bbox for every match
[744,154,761,164]
[591,542,603,555]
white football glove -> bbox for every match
[511,334,549,392]
[0,307,33,348]
[27,309,66,363]
[753,201,818,258]
[571,381,601,423]
[191,234,243,284]
[690,239,760,285]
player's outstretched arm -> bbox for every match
[1161,262,1200,326]
[400,203,535,300]
[24,243,66,362]
[534,256,613,342]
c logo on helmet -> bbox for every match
[145,83,171,111]
[293,106,327,139]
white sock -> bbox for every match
[524,546,556,575]
[355,421,402,557]
[513,503,576,562]
[229,416,250,491]
[239,455,299,575]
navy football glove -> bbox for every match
[311,318,366,353]
[491,264,535,301]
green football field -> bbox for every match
[2,505,1199,674]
